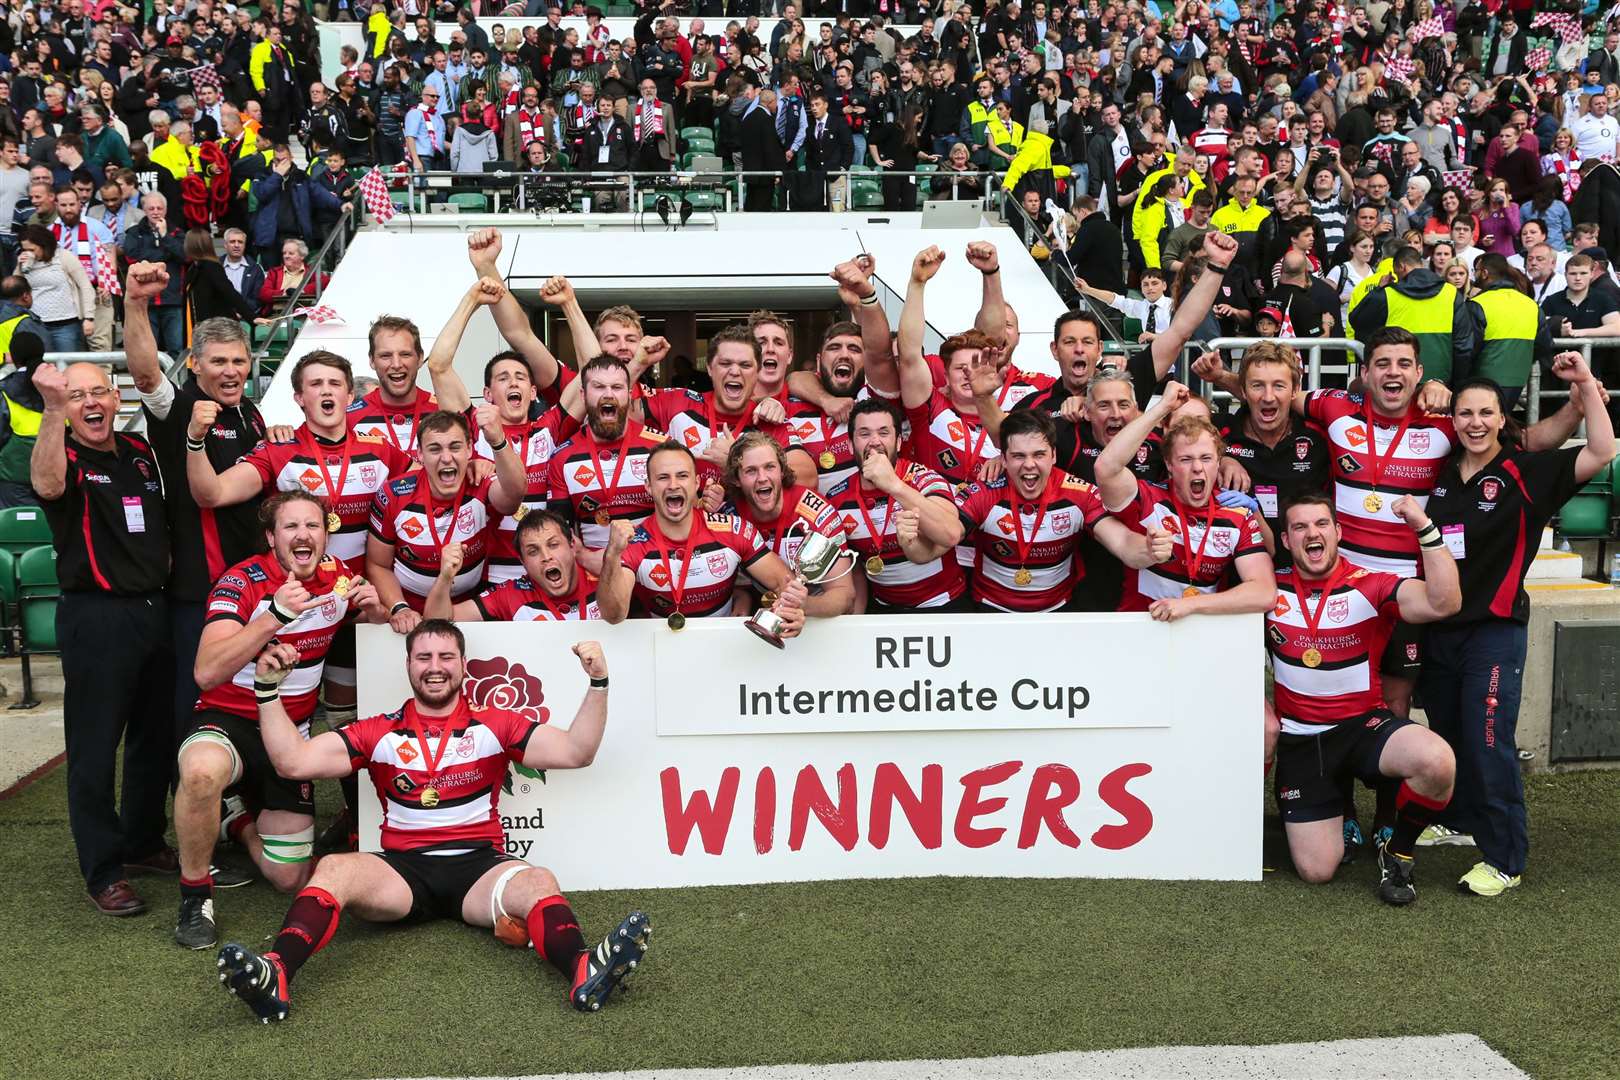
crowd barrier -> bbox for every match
[356,613,1264,889]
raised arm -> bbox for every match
[830,254,897,398]
[1091,516,1174,569]
[186,400,266,507]
[422,542,464,620]
[469,228,564,392]
[898,246,946,410]
[1150,230,1239,381]
[255,646,356,780]
[964,241,1008,348]
[520,642,610,769]
[863,452,964,549]
[1526,352,1611,452]
[423,279,490,415]
[1391,496,1462,622]
[895,506,954,562]
[28,363,69,500]
[1097,382,1187,511]
[595,520,635,624]
[194,579,319,690]
[477,403,527,515]
[122,262,169,395]
[968,356,1008,444]
[1566,357,1616,482]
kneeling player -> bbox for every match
[217,622,648,1020]
[427,511,602,621]
[1268,494,1461,904]
[178,492,387,948]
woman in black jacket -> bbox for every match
[183,228,256,338]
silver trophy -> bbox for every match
[745,521,854,649]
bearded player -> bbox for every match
[176,492,386,949]
[216,623,650,1020]
[1269,493,1460,903]
[726,431,854,617]
[426,511,602,622]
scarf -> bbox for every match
[570,101,598,129]
[634,98,665,143]
[415,104,440,151]
[52,219,96,271]
[516,107,540,149]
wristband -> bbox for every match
[1205,261,1231,274]
[979,266,999,276]
[389,601,410,617]
[254,679,282,704]
[487,438,508,452]
[268,597,296,624]
[858,291,880,306]
[186,436,207,452]
[589,676,609,689]
[1416,522,1443,549]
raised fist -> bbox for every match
[606,518,634,555]
[438,541,465,580]
[539,274,576,307]
[189,399,220,440]
[125,261,170,302]
[1157,380,1191,414]
[1391,495,1429,530]
[860,448,898,491]
[31,362,67,410]
[475,403,502,438]
[911,245,946,284]
[1551,351,1592,385]
[752,396,787,425]
[467,227,502,268]
[1146,524,1174,564]
[1201,229,1239,264]
[963,240,999,274]
[895,507,921,548]
[572,639,608,678]
[473,276,505,306]
[1190,351,1225,383]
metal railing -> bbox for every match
[1528,338,1620,425]
[249,203,360,395]
[41,350,179,432]
[389,168,998,216]
[1204,337,1364,394]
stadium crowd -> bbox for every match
[14,0,1620,1028]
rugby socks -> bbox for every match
[340,774,359,817]
[1374,780,1398,833]
[265,886,342,984]
[180,874,213,900]
[527,894,587,982]
[1388,782,1449,858]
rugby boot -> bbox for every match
[1458,862,1521,898]
[175,894,218,950]
[1376,842,1418,906]
[1417,824,1475,847]
[217,944,291,1023]
[1372,824,1393,852]
[570,911,652,1012]
[1340,819,1365,865]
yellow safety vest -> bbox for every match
[1384,282,1458,384]
[1210,199,1270,235]
[1345,257,1395,332]
[1473,284,1540,391]
[0,314,28,363]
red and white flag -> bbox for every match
[1530,12,1583,44]
[1526,47,1551,72]
[358,168,396,223]
[290,305,343,325]
[1384,56,1415,83]
[1410,15,1445,41]
[1441,165,1475,191]
[93,242,120,296]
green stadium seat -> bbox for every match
[679,126,713,143]
[13,544,57,708]
[914,162,939,173]
[1558,493,1612,538]
[0,547,16,658]
[0,506,50,556]
[448,192,489,213]
[851,187,886,209]
[684,191,724,211]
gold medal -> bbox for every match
[594,509,611,526]
[333,575,351,598]
[420,785,440,807]
[1363,492,1382,513]
[1302,647,1322,669]
[865,555,885,577]
[511,504,528,522]
[326,511,341,533]
[1013,567,1033,586]
[1182,586,1200,598]
[818,450,836,470]
[667,611,686,631]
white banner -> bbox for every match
[357,614,1264,888]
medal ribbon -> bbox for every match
[959,412,991,481]
[1289,560,1352,643]
[1361,399,1412,498]
[423,481,462,556]
[381,391,428,456]
[409,698,462,789]
[300,426,353,511]
[1168,490,1218,586]
[585,426,630,504]
[648,519,698,614]
[853,477,898,557]
[1009,473,1056,573]
[535,571,592,621]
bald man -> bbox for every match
[33,361,178,917]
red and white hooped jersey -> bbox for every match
[904,389,1001,488]
[620,513,768,618]
[926,356,1054,410]
[1266,562,1402,734]
[345,387,459,463]
[369,474,501,607]
[545,421,663,549]
[824,459,966,609]
[955,470,1108,612]
[472,408,579,582]
[736,484,848,597]
[1304,389,1455,578]
[242,426,414,574]
[340,698,536,853]
[1114,478,1267,611]
[783,388,877,495]
[472,573,602,621]
[643,388,796,485]
[200,553,355,723]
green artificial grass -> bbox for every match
[2,767,1616,1080]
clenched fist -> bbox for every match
[188,399,219,440]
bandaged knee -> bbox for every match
[261,825,317,866]
[178,728,243,787]
[490,864,531,947]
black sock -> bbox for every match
[527,895,587,983]
[180,874,212,900]
[1388,781,1448,857]
[1373,779,1399,832]
[339,774,358,816]
[267,886,341,983]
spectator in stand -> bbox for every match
[15,223,93,352]
[256,238,328,318]
[1520,178,1572,253]
[121,193,187,354]
[183,228,257,331]
[219,228,265,308]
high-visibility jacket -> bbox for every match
[1472,281,1542,392]
[1209,198,1269,237]
[1345,257,1395,328]
[1134,198,1176,269]
[0,386,42,486]
[1134,163,1205,218]
[1000,130,1072,194]
[1384,281,1461,384]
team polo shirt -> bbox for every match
[824,459,965,609]
[643,388,796,485]
[44,432,170,594]
[339,698,536,853]
[200,553,355,723]
[545,421,663,549]
[1304,389,1454,577]
[735,484,846,597]
[1426,445,1583,625]
[369,473,501,607]
[471,407,579,581]
[472,572,602,621]
[1266,562,1401,734]
[620,512,768,619]
[1113,478,1266,610]
[905,389,1000,489]
[1216,408,1331,539]
[242,426,414,574]
[955,470,1109,612]
[1069,434,1166,486]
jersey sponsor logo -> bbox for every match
[297,467,323,492]
[83,471,112,483]
[244,563,269,582]
[1273,593,1290,616]
[210,426,240,440]
[400,518,424,539]
[1481,478,1500,502]
[1344,425,1368,448]
[208,599,239,614]
[681,426,703,449]
[1161,514,1180,534]
[1407,430,1431,454]
[1136,444,1149,464]
[649,563,671,587]
[396,740,418,764]
[1326,595,1350,623]
[1267,623,1287,647]
[995,512,1016,536]
[992,540,1013,559]
[360,462,380,487]
[791,419,817,440]
[1336,453,1362,474]
[393,773,417,794]
[1295,438,1312,460]
[938,448,959,470]
[573,464,596,487]
[705,552,730,576]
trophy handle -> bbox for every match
[811,548,857,585]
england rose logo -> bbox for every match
[464,656,551,725]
